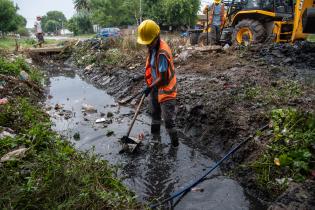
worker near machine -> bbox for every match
[137,20,179,147]
[34,16,44,48]
[204,0,225,43]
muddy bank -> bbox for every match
[32,38,315,209]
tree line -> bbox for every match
[70,0,201,34]
[0,0,201,36]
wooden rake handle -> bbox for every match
[126,94,146,138]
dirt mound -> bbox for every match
[247,41,315,69]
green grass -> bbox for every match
[242,79,302,105]
[308,34,315,42]
[0,37,60,50]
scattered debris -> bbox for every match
[275,178,293,185]
[54,103,63,110]
[84,64,94,72]
[0,130,15,139]
[191,187,204,192]
[138,133,144,141]
[0,148,28,163]
[82,104,97,113]
[106,130,115,137]
[107,112,114,118]
[73,132,80,141]
[95,118,106,123]
[223,44,230,51]
[274,158,281,166]
[0,98,8,105]
[19,70,30,81]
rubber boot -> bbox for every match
[170,131,179,147]
[151,124,161,135]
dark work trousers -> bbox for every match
[212,25,220,43]
[150,88,177,136]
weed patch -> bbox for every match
[0,57,43,84]
[242,79,303,105]
[248,108,315,195]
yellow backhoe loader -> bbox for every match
[189,0,315,45]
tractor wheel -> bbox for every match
[198,32,217,46]
[190,33,200,45]
[232,19,266,45]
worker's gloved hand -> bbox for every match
[143,86,152,97]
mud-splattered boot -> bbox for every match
[151,124,161,135]
[169,131,179,147]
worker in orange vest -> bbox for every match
[204,0,225,43]
[137,20,178,147]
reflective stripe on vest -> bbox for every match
[145,39,177,103]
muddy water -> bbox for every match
[46,70,251,209]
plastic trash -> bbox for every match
[0,131,15,139]
[223,44,230,50]
[0,98,8,105]
[274,157,280,166]
[82,104,97,113]
[191,187,204,192]
[19,70,29,81]
[0,148,28,163]
[95,118,106,123]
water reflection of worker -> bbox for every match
[203,0,225,43]
[137,20,179,147]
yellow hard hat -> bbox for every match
[137,20,160,45]
[214,0,221,3]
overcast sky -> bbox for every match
[12,0,210,28]
[13,0,76,28]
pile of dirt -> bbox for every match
[246,41,315,69]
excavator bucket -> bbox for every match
[303,8,315,33]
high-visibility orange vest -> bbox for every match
[145,39,177,103]
[208,3,225,28]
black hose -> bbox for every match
[150,124,269,209]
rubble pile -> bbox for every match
[251,42,315,68]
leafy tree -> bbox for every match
[67,12,93,35]
[143,0,200,28]
[41,11,67,33]
[162,0,200,28]
[45,20,59,33]
[87,0,200,28]
[74,0,91,11]
[89,0,133,27]
[0,0,27,34]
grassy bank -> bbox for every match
[0,56,141,209]
[0,37,59,50]
[308,35,315,42]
